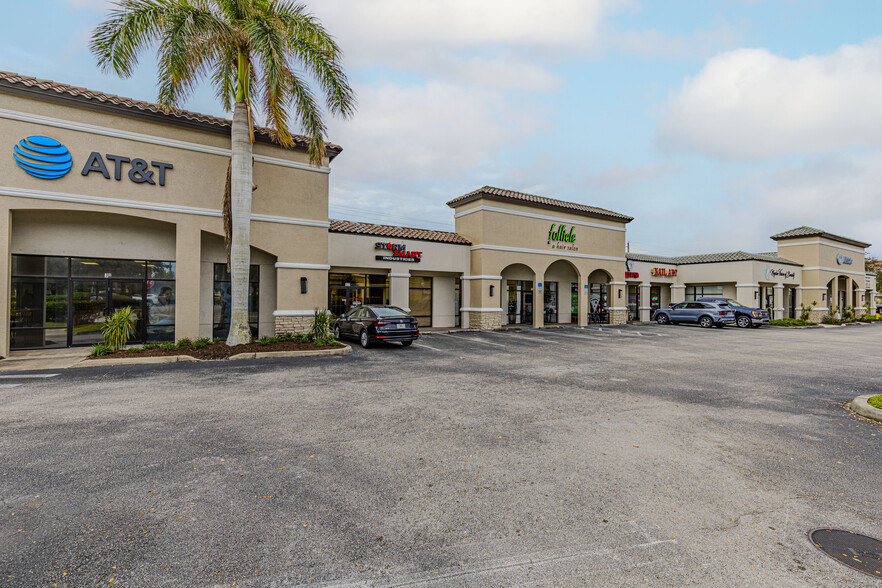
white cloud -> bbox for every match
[657,39,882,159]
[327,80,548,181]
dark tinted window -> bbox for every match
[686,303,703,309]
[673,302,688,309]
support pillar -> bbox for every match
[461,276,503,330]
[773,285,784,320]
[830,278,840,318]
[639,283,652,322]
[0,208,10,358]
[389,273,411,312]
[174,224,201,342]
[671,285,686,304]
[533,282,544,329]
[578,282,589,326]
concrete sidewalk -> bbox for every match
[0,347,89,372]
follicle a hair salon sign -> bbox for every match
[375,242,422,262]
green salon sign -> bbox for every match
[547,223,576,244]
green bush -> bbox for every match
[160,341,177,351]
[309,308,331,342]
[868,395,882,410]
[128,347,144,353]
[798,301,816,322]
[193,337,211,349]
[102,306,136,350]
[177,337,195,349]
[211,337,222,344]
[90,343,114,357]
[259,337,279,346]
[143,343,160,350]
[769,318,817,327]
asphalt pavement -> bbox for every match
[0,323,880,587]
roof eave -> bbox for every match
[447,192,633,224]
[771,230,870,249]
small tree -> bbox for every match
[103,306,136,350]
[799,301,815,322]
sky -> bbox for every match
[2,0,881,258]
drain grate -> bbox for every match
[809,528,882,578]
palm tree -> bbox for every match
[91,0,355,345]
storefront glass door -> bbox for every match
[506,280,533,324]
[627,285,639,321]
[329,286,366,317]
[71,280,107,346]
[544,282,558,324]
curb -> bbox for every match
[228,346,351,360]
[852,395,882,423]
[74,345,351,367]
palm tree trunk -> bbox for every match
[226,101,254,346]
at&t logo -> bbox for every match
[13,136,73,179]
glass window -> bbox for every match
[686,285,723,301]
[409,276,433,327]
[544,282,558,324]
[10,277,69,349]
[11,255,68,277]
[148,261,176,280]
[212,263,259,339]
[329,273,366,287]
[71,258,146,279]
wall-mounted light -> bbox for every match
[754,291,758,300]
[490,284,495,297]
[822,292,826,301]
[301,277,308,294]
[618,289,623,299]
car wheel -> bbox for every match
[699,316,713,328]
[359,329,370,348]
[401,340,413,347]
[333,325,341,339]
[736,315,752,328]
[656,314,669,325]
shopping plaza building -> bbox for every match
[0,72,878,355]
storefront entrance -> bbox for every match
[627,285,639,322]
[543,282,558,324]
[10,254,176,349]
[506,280,533,325]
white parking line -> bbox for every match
[0,373,60,379]
[412,342,446,352]
[0,383,23,388]
[532,330,604,341]
[481,331,558,344]
[435,333,506,347]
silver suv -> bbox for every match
[653,301,736,328]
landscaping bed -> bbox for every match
[89,336,343,361]
[769,319,817,327]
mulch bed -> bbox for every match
[90,340,344,361]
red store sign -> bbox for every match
[375,242,422,262]
[625,272,639,279]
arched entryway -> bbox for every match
[826,275,857,317]
[501,263,536,325]
[587,269,612,324]
[542,260,580,325]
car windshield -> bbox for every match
[724,299,746,307]
[371,306,409,317]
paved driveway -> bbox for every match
[1,324,880,586]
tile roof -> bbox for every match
[627,251,802,266]
[770,226,870,249]
[446,186,633,222]
[0,71,342,159]
[330,220,471,245]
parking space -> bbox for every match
[1,325,881,586]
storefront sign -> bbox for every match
[837,253,853,265]
[375,242,422,262]
[764,265,796,280]
[625,260,638,279]
[651,267,677,277]
[625,272,639,279]
[547,224,578,251]
[13,134,174,186]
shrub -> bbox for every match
[868,395,882,410]
[193,337,211,349]
[90,343,114,357]
[102,306,136,350]
[143,343,160,350]
[211,337,222,344]
[160,341,177,351]
[128,347,144,353]
[798,301,815,322]
[309,308,331,342]
[177,337,195,349]
[769,318,816,327]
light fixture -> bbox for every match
[490,284,495,297]
[618,289,623,298]
[80,261,99,265]
[301,277,308,294]
[822,292,826,301]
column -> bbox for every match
[461,276,503,330]
[174,224,201,342]
[830,278,839,318]
[578,281,589,326]
[460,274,470,328]
[273,264,330,334]
[671,285,686,304]
[608,281,627,325]
[773,285,784,320]
[735,284,757,306]
[533,282,544,328]
[0,208,10,358]
[639,283,652,322]
[794,287,803,318]
[389,273,410,312]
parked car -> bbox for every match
[697,297,769,328]
[652,301,735,328]
[332,305,419,348]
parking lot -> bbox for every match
[1,324,880,587]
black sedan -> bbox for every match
[332,305,419,348]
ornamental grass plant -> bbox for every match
[102,306,136,350]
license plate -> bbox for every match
[397,323,407,329]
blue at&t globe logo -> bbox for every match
[13,136,73,179]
